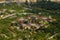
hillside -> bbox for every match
[0,1,60,40]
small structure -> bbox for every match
[11,21,17,26]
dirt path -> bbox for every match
[0,13,16,20]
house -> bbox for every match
[0,0,60,3]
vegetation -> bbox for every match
[0,1,60,40]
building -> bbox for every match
[0,0,60,3]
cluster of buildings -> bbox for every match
[11,14,55,30]
[0,0,60,3]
